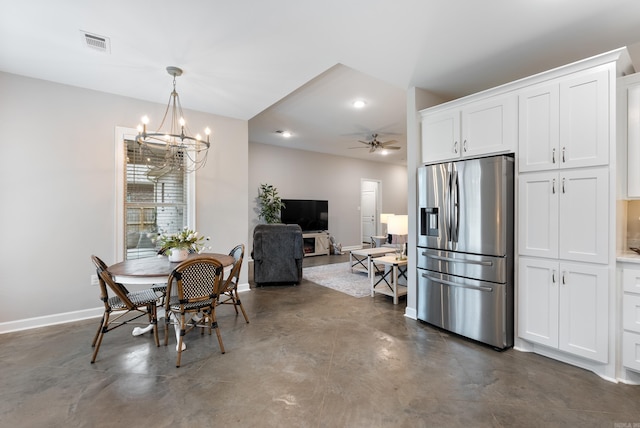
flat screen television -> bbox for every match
[281,199,328,232]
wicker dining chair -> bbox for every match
[164,255,226,367]
[90,255,159,363]
[151,247,197,301]
[90,255,134,347]
[217,244,249,323]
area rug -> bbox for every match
[303,262,371,298]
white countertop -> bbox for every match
[617,251,640,264]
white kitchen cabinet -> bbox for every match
[518,168,608,264]
[624,78,640,198]
[557,168,609,263]
[519,257,608,363]
[622,268,640,372]
[421,94,516,164]
[420,108,459,164]
[518,83,560,172]
[518,257,559,347]
[518,171,559,259]
[518,66,610,172]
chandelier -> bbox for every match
[136,66,210,175]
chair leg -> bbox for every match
[234,290,250,323]
[91,314,105,347]
[164,312,171,347]
[150,304,159,347]
[230,293,239,315]
[210,307,225,354]
[176,313,186,368]
[91,313,110,363]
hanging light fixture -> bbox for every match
[136,66,211,175]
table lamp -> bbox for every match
[387,214,408,260]
[380,213,394,238]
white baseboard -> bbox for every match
[404,307,417,320]
[0,307,103,334]
[0,284,253,334]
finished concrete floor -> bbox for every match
[1,253,640,427]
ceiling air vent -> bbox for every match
[81,31,110,53]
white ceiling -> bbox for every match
[3,0,640,165]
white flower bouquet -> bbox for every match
[153,227,211,255]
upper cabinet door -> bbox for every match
[421,108,461,164]
[559,66,610,169]
[461,95,517,159]
[627,83,640,198]
[519,83,560,172]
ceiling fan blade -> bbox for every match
[379,140,398,146]
[357,140,370,145]
[385,146,401,150]
[369,146,376,153]
[348,146,370,149]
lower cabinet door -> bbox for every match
[623,331,640,372]
[558,262,608,363]
[518,257,559,348]
[518,257,609,363]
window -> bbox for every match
[115,127,195,261]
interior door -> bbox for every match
[361,180,379,244]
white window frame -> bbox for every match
[114,126,196,261]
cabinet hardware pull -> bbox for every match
[562,177,566,193]
[463,140,468,152]
[552,148,556,163]
[453,141,458,154]
[552,179,556,194]
[562,271,566,285]
[562,146,566,163]
[552,270,556,283]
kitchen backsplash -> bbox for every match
[627,200,640,249]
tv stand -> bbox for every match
[302,231,330,257]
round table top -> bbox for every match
[108,252,234,278]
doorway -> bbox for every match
[361,179,381,245]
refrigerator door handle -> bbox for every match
[446,170,452,241]
[451,170,460,243]
[425,253,494,267]
[421,273,494,292]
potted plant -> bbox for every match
[258,183,285,224]
[153,227,211,262]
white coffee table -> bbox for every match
[350,247,396,278]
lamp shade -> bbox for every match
[387,214,408,235]
[380,213,394,224]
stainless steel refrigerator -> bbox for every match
[417,154,514,349]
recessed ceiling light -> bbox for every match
[353,100,366,109]
[277,130,292,138]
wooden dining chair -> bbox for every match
[164,255,226,367]
[217,244,249,323]
[90,255,159,363]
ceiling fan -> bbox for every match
[349,134,401,153]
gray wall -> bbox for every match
[0,71,248,329]
[248,142,408,251]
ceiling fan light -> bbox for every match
[352,100,366,109]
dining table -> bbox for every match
[108,252,234,285]
[107,252,235,348]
